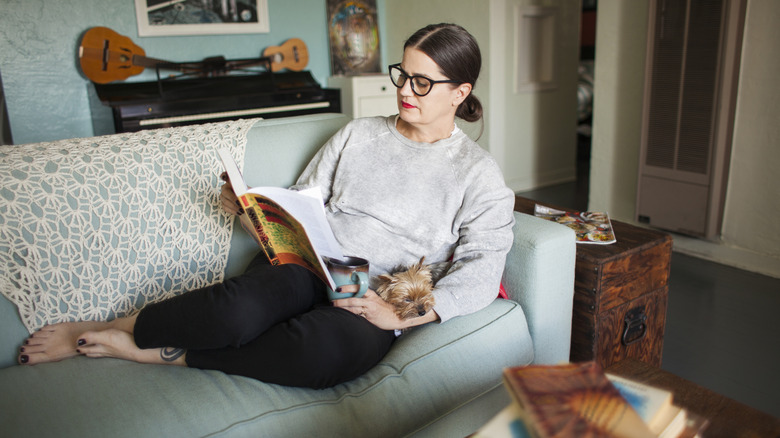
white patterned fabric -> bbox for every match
[0,119,255,333]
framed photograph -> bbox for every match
[135,0,269,37]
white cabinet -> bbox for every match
[328,75,398,118]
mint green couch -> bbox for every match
[0,113,575,437]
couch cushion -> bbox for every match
[0,295,27,368]
[0,299,532,438]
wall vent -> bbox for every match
[636,0,745,238]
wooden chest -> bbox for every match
[514,196,672,368]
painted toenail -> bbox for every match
[20,355,29,364]
[20,347,25,352]
[77,339,86,346]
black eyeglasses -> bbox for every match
[388,63,461,97]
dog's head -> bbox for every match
[376,258,436,320]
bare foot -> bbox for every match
[77,329,145,362]
[19,321,110,365]
[78,329,186,366]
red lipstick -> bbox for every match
[402,102,416,109]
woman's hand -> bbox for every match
[219,172,244,216]
[333,289,439,331]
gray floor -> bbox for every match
[663,252,780,418]
[517,183,780,419]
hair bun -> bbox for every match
[457,94,483,123]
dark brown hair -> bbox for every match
[404,23,483,123]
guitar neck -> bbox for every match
[132,55,194,72]
[132,55,168,69]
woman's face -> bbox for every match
[396,48,469,133]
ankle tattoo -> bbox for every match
[160,347,185,362]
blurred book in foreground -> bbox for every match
[475,362,709,438]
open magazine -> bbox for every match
[217,149,344,289]
[534,204,616,245]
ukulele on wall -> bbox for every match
[78,26,309,84]
[261,39,309,73]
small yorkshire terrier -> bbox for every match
[375,257,451,320]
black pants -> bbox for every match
[133,253,396,389]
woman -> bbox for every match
[17,23,515,389]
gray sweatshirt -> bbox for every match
[292,116,515,322]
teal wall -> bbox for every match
[0,0,387,145]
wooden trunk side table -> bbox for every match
[514,196,673,368]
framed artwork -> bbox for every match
[135,0,269,37]
[327,0,381,75]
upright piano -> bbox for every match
[88,71,341,134]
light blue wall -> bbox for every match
[0,0,387,145]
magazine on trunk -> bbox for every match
[534,204,616,245]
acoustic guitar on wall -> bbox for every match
[78,26,309,84]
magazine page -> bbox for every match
[243,193,338,290]
[216,148,344,289]
[247,186,343,260]
[217,148,342,258]
[216,148,248,195]
[534,204,616,244]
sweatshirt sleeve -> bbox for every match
[431,156,516,323]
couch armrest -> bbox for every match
[502,211,575,365]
